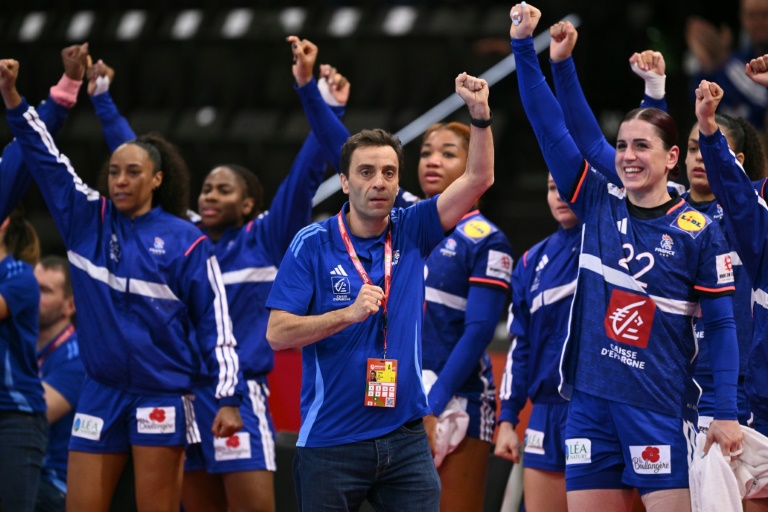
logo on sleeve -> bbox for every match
[330,265,351,301]
[136,407,176,434]
[460,220,496,243]
[629,445,671,474]
[440,238,458,257]
[716,253,735,284]
[214,432,252,461]
[671,210,709,238]
[524,428,545,455]
[565,438,591,464]
[149,237,166,255]
[486,250,513,282]
[604,289,655,348]
[72,413,104,441]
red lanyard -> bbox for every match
[337,211,392,352]
[37,323,75,368]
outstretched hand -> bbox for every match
[0,59,21,109]
[509,2,542,40]
[746,55,768,88]
[61,42,89,81]
[549,21,578,63]
[287,35,318,87]
[456,72,490,120]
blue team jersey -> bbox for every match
[700,130,768,421]
[682,194,752,377]
[499,225,580,426]
[266,199,445,448]
[0,256,44,413]
[38,325,84,491]
[560,165,735,420]
[7,100,239,405]
[422,210,512,399]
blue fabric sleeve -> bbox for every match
[427,285,508,416]
[256,131,334,264]
[6,99,103,247]
[550,57,621,186]
[640,94,667,111]
[296,78,350,173]
[700,129,768,283]
[89,91,136,152]
[0,95,71,221]
[699,294,738,420]
[498,257,531,426]
[511,37,586,199]
[179,238,241,406]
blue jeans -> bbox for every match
[34,477,65,512]
[293,420,440,511]
[0,412,47,512]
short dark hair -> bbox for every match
[99,133,190,219]
[622,108,681,179]
[340,129,404,177]
[38,255,72,297]
[715,114,766,181]
[3,206,39,265]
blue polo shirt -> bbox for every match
[267,198,445,447]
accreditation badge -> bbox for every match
[365,358,398,408]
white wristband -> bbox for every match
[632,62,666,100]
[92,75,111,96]
[318,77,343,107]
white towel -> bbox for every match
[422,370,470,468]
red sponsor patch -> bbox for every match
[604,289,655,348]
[226,435,240,448]
[149,408,166,423]
[642,446,660,463]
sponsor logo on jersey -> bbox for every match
[524,428,545,455]
[214,432,252,461]
[149,237,166,255]
[392,250,400,266]
[440,238,458,257]
[604,289,655,349]
[716,253,735,284]
[72,413,104,441]
[109,234,121,263]
[565,438,591,464]
[671,210,708,238]
[654,234,675,257]
[136,406,176,434]
[487,250,513,282]
[330,265,351,301]
[715,204,724,220]
[629,445,671,474]
[462,220,492,240]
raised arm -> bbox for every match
[510,3,586,200]
[697,78,768,281]
[87,59,136,151]
[435,73,494,231]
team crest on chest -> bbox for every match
[654,234,675,257]
[440,238,458,257]
[149,237,166,255]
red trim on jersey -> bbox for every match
[569,160,590,203]
[666,199,686,215]
[461,210,480,220]
[184,235,207,257]
[469,277,510,289]
[695,285,736,294]
[522,250,529,267]
[762,178,767,199]
[101,197,106,222]
[246,220,254,232]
